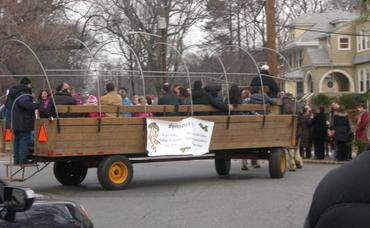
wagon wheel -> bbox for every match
[54,161,88,186]
[97,155,133,190]
[268,148,286,178]
[215,153,231,176]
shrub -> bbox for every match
[312,94,332,108]
[338,93,366,110]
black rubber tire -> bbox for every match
[269,148,286,179]
[54,161,88,186]
[97,155,133,190]
[215,156,231,176]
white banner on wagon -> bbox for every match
[146,117,214,157]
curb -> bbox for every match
[303,159,345,165]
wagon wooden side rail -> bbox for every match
[55,103,281,115]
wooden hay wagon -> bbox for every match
[1,102,297,190]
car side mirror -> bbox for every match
[4,186,35,212]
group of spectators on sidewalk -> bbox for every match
[296,101,369,162]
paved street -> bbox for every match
[1,159,339,228]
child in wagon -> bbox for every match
[85,95,106,118]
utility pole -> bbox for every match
[265,0,278,76]
[158,1,167,84]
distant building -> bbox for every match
[283,10,370,97]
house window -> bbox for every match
[360,69,365,92]
[338,36,350,50]
[296,50,303,67]
[358,30,369,52]
[359,68,370,93]
[296,81,304,96]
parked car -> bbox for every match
[0,178,93,228]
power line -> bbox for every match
[255,20,370,37]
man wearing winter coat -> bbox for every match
[100,82,122,117]
[157,83,181,116]
[5,77,39,164]
[53,82,77,118]
[191,81,228,115]
[54,82,77,106]
[250,65,280,98]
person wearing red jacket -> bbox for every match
[355,104,369,155]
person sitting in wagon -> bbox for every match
[85,95,106,118]
[192,80,229,115]
[100,82,122,118]
[250,65,279,98]
[38,89,56,119]
[244,86,276,115]
[53,82,81,117]
[54,82,77,106]
[157,83,181,116]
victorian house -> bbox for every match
[284,10,370,97]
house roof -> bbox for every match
[290,10,359,42]
[306,48,331,65]
[353,54,370,64]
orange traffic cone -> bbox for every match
[38,125,47,143]
[4,129,12,142]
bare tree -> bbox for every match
[0,0,88,93]
[81,0,207,94]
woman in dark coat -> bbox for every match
[333,108,351,161]
[38,89,55,118]
[299,106,313,158]
[310,106,327,160]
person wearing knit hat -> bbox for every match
[53,82,77,107]
[86,95,98,105]
[85,95,105,118]
[250,64,280,98]
[20,77,31,87]
[56,82,71,93]
[5,76,38,164]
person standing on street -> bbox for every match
[310,106,327,160]
[5,77,39,164]
[355,104,369,155]
[333,108,352,161]
[299,105,313,159]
